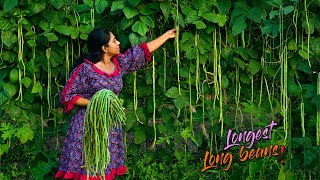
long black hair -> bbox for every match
[73,28,111,69]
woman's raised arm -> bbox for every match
[146,28,176,53]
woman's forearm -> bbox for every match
[75,97,90,106]
[146,33,169,53]
[146,28,176,53]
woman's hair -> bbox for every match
[73,28,111,69]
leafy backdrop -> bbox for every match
[0,0,319,179]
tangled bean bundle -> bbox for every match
[82,89,126,177]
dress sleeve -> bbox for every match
[60,64,87,113]
[116,42,151,75]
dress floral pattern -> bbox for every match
[54,42,150,180]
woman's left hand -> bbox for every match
[165,28,176,39]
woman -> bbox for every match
[54,28,176,180]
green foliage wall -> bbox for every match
[0,0,319,179]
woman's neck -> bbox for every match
[100,54,113,65]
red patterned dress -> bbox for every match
[54,43,150,180]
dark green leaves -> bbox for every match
[3,83,17,98]
[16,124,34,144]
[95,0,108,14]
[248,60,262,75]
[232,18,247,36]
[160,2,172,23]
[247,7,261,23]
[128,0,141,7]
[123,6,139,19]
[31,82,43,94]
[51,0,64,9]
[165,87,179,98]
[132,21,148,36]
[10,69,19,83]
[140,15,155,28]
[202,13,228,27]
[111,0,125,11]
[44,33,59,42]
[54,25,71,36]
[3,0,18,13]
[193,21,206,29]
[2,30,18,47]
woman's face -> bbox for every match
[105,32,120,56]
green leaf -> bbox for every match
[16,124,34,144]
[21,77,32,88]
[134,127,146,144]
[266,0,282,7]
[121,17,135,30]
[70,27,79,39]
[160,2,172,23]
[3,83,17,98]
[185,10,199,24]
[232,18,247,36]
[32,161,54,180]
[248,60,262,75]
[173,95,189,109]
[234,57,246,70]
[95,0,108,14]
[180,32,195,52]
[298,50,308,59]
[128,0,140,6]
[31,82,43,94]
[3,0,18,13]
[44,33,58,42]
[111,0,125,11]
[311,95,320,110]
[180,127,198,145]
[51,0,64,9]
[39,20,50,32]
[288,77,301,96]
[140,15,155,28]
[249,161,262,176]
[132,21,148,36]
[221,76,229,89]
[288,39,297,50]
[283,5,294,15]
[262,20,279,37]
[269,10,279,19]
[28,1,46,15]
[193,21,206,29]
[304,150,316,165]
[10,69,19,82]
[79,24,94,34]
[0,143,9,157]
[298,61,312,74]
[247,7,261,23]
[55,25,71,36]
[165,87,179,98]
[83,0,93,7]
[76,4,91,12]
[140,5,155,15]
[123,6,139,19]
[218,0,231,14]
[124,111,136,131]
[215,14,228,27]
[0,92,9,106]
[292,137,312,148]
[202,13,227,27]
[277,166,286,180]
[2,30,18,47]
[128,32,146,45]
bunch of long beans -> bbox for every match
[82,89,126,177]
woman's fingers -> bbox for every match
[167,28,177,38]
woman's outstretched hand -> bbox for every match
[165,28,177,39]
